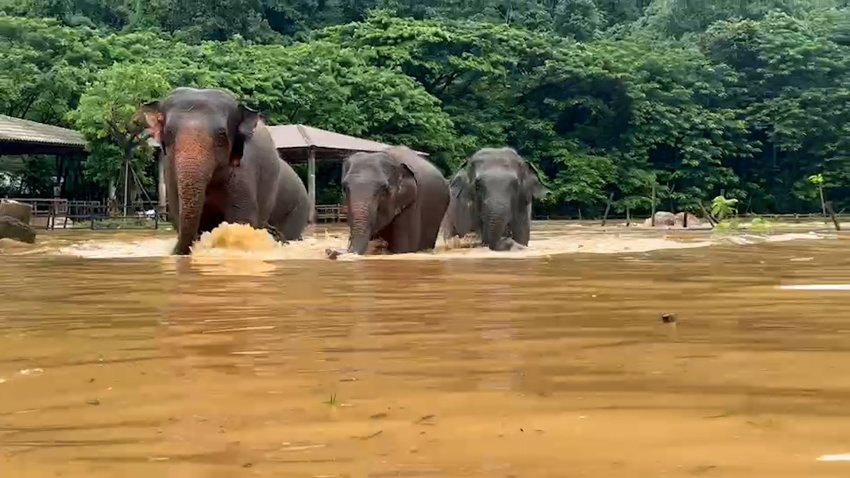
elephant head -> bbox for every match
[140,88,259,255]
[342,151,417,255]
[450,148,547,249]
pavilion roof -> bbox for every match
[0,115,86,156]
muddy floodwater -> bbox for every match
[2,221,850,477]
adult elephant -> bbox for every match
[442,147,548,251]
[141,88,310,255]
[330,147,449,256]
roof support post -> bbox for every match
[307,146,317,224]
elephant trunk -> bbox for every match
[481,202,510,250]
[347,198,377,255]
[172,154,214,255]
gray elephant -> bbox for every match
[442,147,548,251]
[141,87,310,255]
[328,146,449,256]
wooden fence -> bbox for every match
[316,204,347,222]
[4,199,348,229]
[4,198,166,230]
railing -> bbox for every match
[316,204,346,223]
[4,198,348,229]
[4,198,168,230]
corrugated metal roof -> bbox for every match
[0,114,86,148]
[268,124,397,153]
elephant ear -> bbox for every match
[139,100,164,146]
[522,160,549,200]
[445,165,476,237]
[449,162,471,199]
[230,104,260,168]
[394,162,418,214]
[237,104,260,138]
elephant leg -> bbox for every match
[222,175,259,227]
[509,209,531,247]
[420,204,446,251]
[277,198,310,241]
[198,205,224,235]
[381,204,421,254]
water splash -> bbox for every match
[36,223,835,261]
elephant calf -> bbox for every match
[141,87,310,255]
[442,147,548,251]
[329,147,449,256]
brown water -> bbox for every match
[2,222,850,477]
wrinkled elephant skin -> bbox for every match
[141,88,310,255]
[337,147,449,256]
[442,147,548,251]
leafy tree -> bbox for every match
[3,2,850,216]
[69,62,170,197]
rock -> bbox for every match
[0,200,32,225]
[643,211,676,227]
[0,216,36,244]
[674,212,701,227]
[643,211,701,228]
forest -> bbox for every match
[2,0,850,217]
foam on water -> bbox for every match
[56,237,177,258]
[47,223,832,262]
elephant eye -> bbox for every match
[214,130,228,147]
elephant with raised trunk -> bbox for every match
[141,88,310,255]
[442,147,548,251]
[330,147,449,256]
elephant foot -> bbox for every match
[172,245,191,256]
[508,241,528,252]
[487,238,528,252]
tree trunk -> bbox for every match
[601,192,614,226]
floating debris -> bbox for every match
[415,414,436,424]
[661,313,677,323]
[355,430,383,440]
